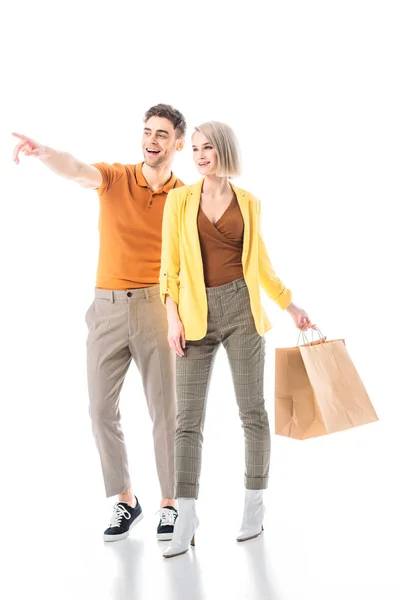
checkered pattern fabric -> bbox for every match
[175,278,271,498]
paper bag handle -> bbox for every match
[297,326,325,347]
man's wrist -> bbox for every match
[38,145,54,161]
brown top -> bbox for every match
[92,162,184,289]
[197,195,244,288]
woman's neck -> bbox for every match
[201,175,231,197]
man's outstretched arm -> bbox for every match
[12,132,102,189]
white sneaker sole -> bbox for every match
[103,512,144,542]
[157,532,173,541]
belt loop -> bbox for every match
[233,280,238,291]
[110,290,115,304]
[144,287,149,300]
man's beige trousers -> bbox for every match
[86,285,175,498]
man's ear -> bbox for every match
[176,138,185,152]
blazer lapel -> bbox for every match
[187,179,203,224]
[231,183,250,264]
[185,180,204,279]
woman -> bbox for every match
[159,122,314,558]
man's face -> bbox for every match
[142,116,182,167]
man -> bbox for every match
[12,104,186,542]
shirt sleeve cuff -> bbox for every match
[275,287,293,310]
[160,272,179,305]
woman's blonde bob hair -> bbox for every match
[193,121,242,178]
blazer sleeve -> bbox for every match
[257,200,293,310]
[160,189,180,305]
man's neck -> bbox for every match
[142,162,173,192]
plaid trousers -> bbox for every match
[175,278,271,498]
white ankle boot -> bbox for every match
[163,498,199,558]
[236,489,265,542]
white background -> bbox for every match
[1,1,399,599]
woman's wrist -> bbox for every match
[286,302,296,313]
[167,312,180,324]
[166,296,180,322]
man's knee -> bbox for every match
[89,395,119,425]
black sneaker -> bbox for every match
[157,506,178,541]
[104,499,143,542]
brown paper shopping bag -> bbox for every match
[275,337,378,439]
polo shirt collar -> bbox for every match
[136,162,177,194]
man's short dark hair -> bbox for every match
[144,104,186,138]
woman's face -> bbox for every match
[192,130,218,177]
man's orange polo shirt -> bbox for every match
[92,162,184,290]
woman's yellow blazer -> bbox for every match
[160,179,292,341]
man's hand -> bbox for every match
[12,133,49,164]
[286,302,316,331]
[11,132,102,188]
[167,316,186,357]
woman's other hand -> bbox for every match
[286,302,316,331]
[168,316,186,357]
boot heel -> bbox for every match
[190,535,195,547]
